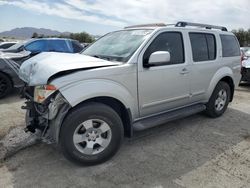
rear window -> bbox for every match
[189,33,216,62]
[220,35,240,57]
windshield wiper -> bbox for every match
[92,55,110,61]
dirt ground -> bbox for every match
[0,85,250,188]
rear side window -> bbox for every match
[144,32,184,65]
[189,33,216,62]
[220,35,240,57]
[48,40,71,53]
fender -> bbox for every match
[56,79,139,119]
[205,66,234,101]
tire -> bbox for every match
[0,72,12,99]
[205,81,231,118]
[60,102,124,165]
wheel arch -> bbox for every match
[206,67,235,102]
[0,70,13,87]
[73,96,133,137]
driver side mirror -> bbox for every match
[146,51,171,67]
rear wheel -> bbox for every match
[205,81,231,118]
[0,72,12,99]
[60,102,124,165]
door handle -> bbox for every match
[180,68,189,75]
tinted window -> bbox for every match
[144,32,184,65]
[189,33,216,62]
[220,35,240,57]
[206,34,216,60]
[48,40,71,53]
[0,43,15,49]
[25,40,47,52]
[72,41,83,53]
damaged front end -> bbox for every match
[21,85,71,143]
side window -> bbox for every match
[25,40,47,52]
[143,32,184,65]
[0,43,15,49]
[220,35,240,57]
[189,33,216,62]
[71,41,84,53]
[48,40,70,53]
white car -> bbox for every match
[241,49,250,82]
[19,22,241,165]
[0,41,17,50]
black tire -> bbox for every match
[0,72,12,99]
[60,102,124,165]
[205,81,231,118]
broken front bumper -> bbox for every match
[22,86,71,143]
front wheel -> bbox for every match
[205,81,231,118]
[0,72,12,99]
[60,102,124,165]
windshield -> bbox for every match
[82,29,153,62]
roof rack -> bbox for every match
[124,23,167,29]
[175,21,227,31]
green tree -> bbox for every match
[232,28,250,47]
[32,32,39,38]
[64,32,95,43]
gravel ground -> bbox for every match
[0,85,250,188]
[0,90,24,139]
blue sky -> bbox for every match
[0,0,249,35]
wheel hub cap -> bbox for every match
[215,89,227,111]
[73,119,112,155]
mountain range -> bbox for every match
[0,27,71,39]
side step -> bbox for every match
[133,104,206,131]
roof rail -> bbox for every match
[124,23,166,29]
[175,21,228,31]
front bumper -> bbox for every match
[22,86,71,143]
[241,67,250,82]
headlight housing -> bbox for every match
[34,85,57,103]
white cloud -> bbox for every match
[0,0,249,30]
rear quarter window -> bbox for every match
[71,41,84,53]
[220,35,240,57]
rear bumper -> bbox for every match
[241,67,250,82]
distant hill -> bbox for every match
[0,27,70,39]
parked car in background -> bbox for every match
[241,47,250,54]
[0,42,17,50]
[0,38,84,98]
[19,22,241,165]
[2,38,83,54]
[241,49,250,83]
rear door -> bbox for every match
[188,32,220,103]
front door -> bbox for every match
[138,31,191,117]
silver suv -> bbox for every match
[19,22,241,165]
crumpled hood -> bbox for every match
[19,52,121,86]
